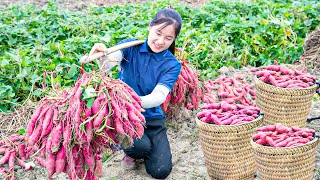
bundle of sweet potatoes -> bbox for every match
[0,72,145,179]
[162,60,203,113]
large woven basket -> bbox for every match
[196,116,263,179]
[254,76,318,127]
[251,137,319,180]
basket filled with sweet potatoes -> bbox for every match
[251,123,319,180]
[196,101,263,179]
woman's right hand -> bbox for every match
[89,43,108,57]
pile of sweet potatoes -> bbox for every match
[202,76,256,106]
[252,61,316,89]
[253,123,315,147]
[197,101,260,125]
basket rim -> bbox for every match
[250,137,319,150]
[254,76,319,91]
[196,115,263,128]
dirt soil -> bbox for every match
[0,1,319,180]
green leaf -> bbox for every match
[83,164,89,170]
[16,73,26,79]
[45,63,56,70]
[32,89,43,97]
[54,75,62,85]
[82,85,97,100]
[67,64,78,78]
[0,105,9,112]
[86,97,95,109]
[0,86,15,99]
[17,128,26,135]
[303,19,313,26]
[30,74,42,84]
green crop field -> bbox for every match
[0,0,319,111]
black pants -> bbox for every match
[123,118,172,179]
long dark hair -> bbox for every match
[150,7,182,55]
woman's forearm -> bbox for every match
[140,84,170,108]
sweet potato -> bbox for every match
[55,146,66,174]
[94,154,103,177]
[28,122,43,146]
[83,143,95,170]
[34,156,46,168]
[256,125,276,132]
[202,103,221,110]
[41,107,53,136]
[256,134,267,145]
[46,152,56,179]
[275,123,289,133]
[93,105,107,128]
[51,120,63,153]
[8,150,16,171]
[16,157,34,171]
[26,102,46,137]
[266,136,276,147]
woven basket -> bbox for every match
[196,116,263,180]
[251,137,319,180]
[254,76,318,127]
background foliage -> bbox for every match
[0,0,319,111]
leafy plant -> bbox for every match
[0,0,319,111]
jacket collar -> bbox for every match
[139,39,168,61]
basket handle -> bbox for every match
[306,82,320,123]
[307,116,320,122]
[79,40,145,63]
[315,81,320,95]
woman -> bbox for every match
[89,7,182,179]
